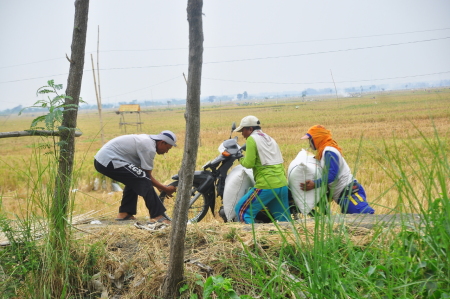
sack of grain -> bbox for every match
[287,149,324,215]
[222,165,254,221]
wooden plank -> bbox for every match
[0,130,83,139]
[118,104,140,112]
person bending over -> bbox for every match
[94,130,177,224]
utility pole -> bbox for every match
[330,69,339,106]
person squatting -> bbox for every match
[234,117,374,224]
[299,125,375,214]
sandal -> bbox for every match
[115,214,136,221]
[147,216,171,225]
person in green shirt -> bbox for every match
[234,115,290,223]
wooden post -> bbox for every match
[51,2,89,293]
[183,72,201,146]
[163,0,203,297]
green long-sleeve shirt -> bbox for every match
[240,136,287,189]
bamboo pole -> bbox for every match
[0,130,82,138]
[91,54,105,144]
[96,25,105,144]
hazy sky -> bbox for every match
[1,0,449,110]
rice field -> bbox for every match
[1,88,449,298]
[0,88,449,220]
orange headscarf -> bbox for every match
[307,125,343,160]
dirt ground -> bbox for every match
[1,213,424,298]
[74,212,424,233]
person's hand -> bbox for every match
[164,185,177,196]
[300,180,315,191]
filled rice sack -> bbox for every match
[287,149,323,215]
[223,165,254,222]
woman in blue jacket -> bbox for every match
[300,125,375,214]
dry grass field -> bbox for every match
[0,88,449,220]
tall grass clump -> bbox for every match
[373,126,450,297]
[0,144,105,298]
[0,81,105,298]
[221,128,449,298]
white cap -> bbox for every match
[150,130,177,146]
[234,115,260,132]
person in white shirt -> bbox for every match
[94,130,177,223]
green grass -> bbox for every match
[216,128,449,299]
[0,135,105,298]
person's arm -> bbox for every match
[300,151,339,191]
[239,136,257,169]
[146,170,176,195]
[314,151,339,186]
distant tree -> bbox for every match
[237,93,243,100]
[243,91,248,99]
[8,105,23,114]
[208,95,216,102]
[167,100,171,108]
[305,88,317,95]
[302,91,307,100]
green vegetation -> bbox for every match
[0,80,97,298]
[225,131,449,298]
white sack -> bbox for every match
[287,149,323,215]
[111,182,123,192]
[223,165,254,222]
